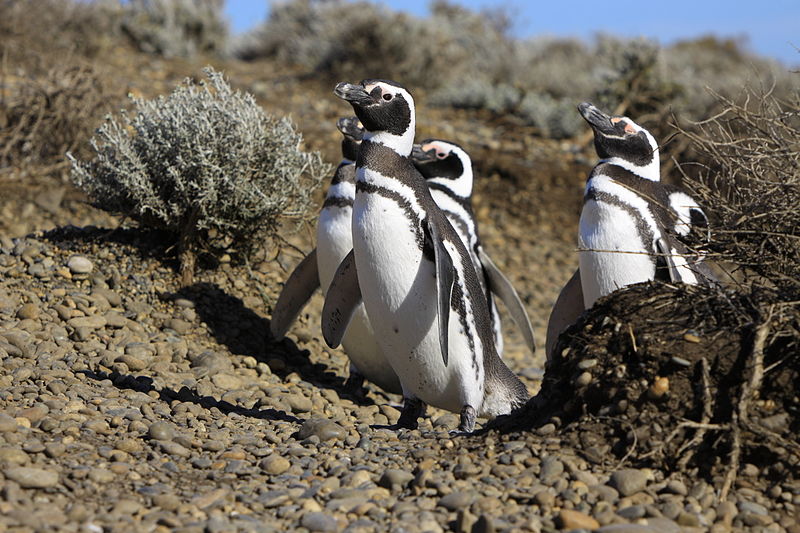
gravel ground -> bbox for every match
[0,218,797,533]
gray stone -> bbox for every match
[438,492,473,511]
[0,413,18,432]
[148,421,176,441]
[67,315,107,329]
[297,418,346,442]
[738,501,769,516]
[610,469,649,496]
[4,466,59,488]
[301,512,338,532]
[211,373,242,390]
[67,255,93,274]
[540,456,564,485]
[17,303,39,320]
[158,441,191,458]
[379,469,414,490]
[192,351,233,375]
[260,455,291,475]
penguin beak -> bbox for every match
[578,102,616,135]
[411,144,437,163]
[334,82,374,107]
[336,116,364,141]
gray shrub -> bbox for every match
[68,67,329,285]
[120,0,229,58]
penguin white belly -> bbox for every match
[317,204,401,393]
[353,188,484,414]
[579,199,656,308]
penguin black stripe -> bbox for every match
[322,196,354,209]
[589,163,675,230]
[356,180,426,253]
[426,181,473,211]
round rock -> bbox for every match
[67,255,93,274]
[4,466,59,488]
[297,418,346,442]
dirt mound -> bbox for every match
[500,281,800,495]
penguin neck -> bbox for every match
[600,153,660,182]
[363,122,415,157]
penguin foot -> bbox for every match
[457,405,477,433]
[393,397,426,430]
[343,372,366,396]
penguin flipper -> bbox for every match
[545,268,584,361]
[427,218,454,366]
[321,249,362,349]
[270,249,320,340]
[478,248,536,354]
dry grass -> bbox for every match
[0,63,114,180]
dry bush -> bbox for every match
[0,0,121,66]
[676,86,800,301]
[0,63,114,180]
[233,0,511,89]
[120,0,229,58]
[68,68,330,285]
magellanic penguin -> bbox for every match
[545,103,716,359]
[545,186,713,359]
[324,79,528,432]
[270,116,402,394]
[410,139,536,357]
[576,102,716,310]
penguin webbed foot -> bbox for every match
[372,397,426,431]
[342,371,366,397]
[451,405,477,435]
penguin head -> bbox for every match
[334,79,416,155]
[411,139,474,197]
[336,116,363,162]
[578,102,660,181]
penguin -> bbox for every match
[324,79,528,432]
[270,116,402,394]
[576,102,716,310]
[410,139,536,356]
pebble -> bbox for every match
[301,512,338,532]
[379,469,415,491]
[557,509,600,530]
[4,466,59,488]
[610,469,649,496]
[297,418,346,441]
[148,421,176,441]
[260,455,291,475]
[438,492,474,511]
[67,255,93,274]
[0,413,18,432]
[17,303,39,320]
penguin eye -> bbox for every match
[436,152,446,159]
[382,93,393,102]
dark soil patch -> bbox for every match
[497,281,800,491]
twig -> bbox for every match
[720,307,773,501]
[677,358,714,469]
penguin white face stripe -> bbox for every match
[326,181,356,201]
[601,155,660,182]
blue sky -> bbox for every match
[224,0,799,66]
